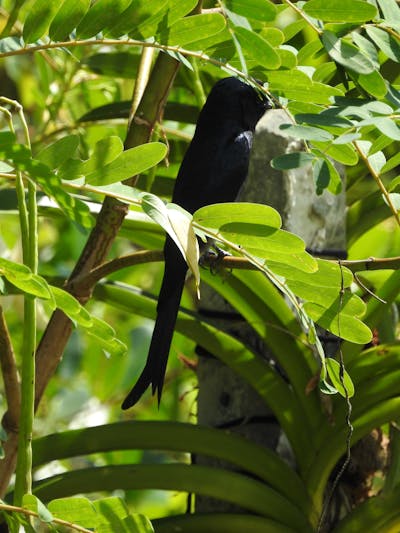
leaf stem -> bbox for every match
[354,141,400,227]
[282,0,323,35]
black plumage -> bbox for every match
[122,77,269,409]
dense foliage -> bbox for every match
[0,0,400,531]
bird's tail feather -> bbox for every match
[122,245,187,409]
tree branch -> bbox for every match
[0,306,20,427]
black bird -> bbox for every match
[122,77,269,409]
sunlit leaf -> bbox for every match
[48,497,97,528]
[36,135,80,169]
[322,31,375,74]
[194,203,282,230]
[23,495,53,523]
[0,258,52,299]
[23,0,60,42]
[356,70,387,99]
[85,142,167,186]
[49,0,90,41]
[234,26,281,70]
[161,13,226,46]
[304,300,372,344]
[304,0,377,22]
[225,0,276,21]
[267,69,343,103]
[50,286,92,327]
[76,0,131,39]
[105,0,168,38]
[377,0,400,24]
[168,205,200,294]
[325,358,355,398]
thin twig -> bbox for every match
[354,141,400,227]
[317,262,353,532]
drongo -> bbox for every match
[122,77,269,409]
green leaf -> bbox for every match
[288,258,353,289]
[48,497,97,528]
[194,203,316,273]
[322,30,376,74]
[0,135,93,227]
[155,514,294,533]
[313,158,331,194]
[233,27,281,70]
[49,286,126,356]
[23,0,60,43]
[140,192,196,267]
[0,36,23,53]
[325,358,355,398]
[225,0,276,21]
[368,150,386,175]
[76,0,131,39]
[304,300,372,344]
[50,286,92,327]
[94,498,153,533]
[312,141,359,165]
[332,133,360,144]
[351,31,379,68]
[0,258,52,299]
[295,112,353,129]
[385,193,400,211]
[87,317,127,357]
[366,26,400,63]
[325,157,342,194]
[33,464,311,531]
[105,0,168,38]
[58,136,124,181]
[267,70,343,103]
[373,118,400,141]
[271,152,315,170]
[49,0,90,41]
[85,142,167,186]
[377,0,400,24]
[36,135,79,169]
[279,124,333,142]
[0,257,31,278]
[32,421,310,512]
[383,153,400,175]
[356,70,387,99]
[334,97,393,116]
[194,202,282,230]
[7,273,52,299]
[23,495,53,523]
[304,0,377,22]
[161,13,226,46]
[282,19,307,42]
[261,28,285,47]
[126,0,199,41]
[82,52,141,78]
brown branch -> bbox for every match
[340,256,400,273]
[74,252,400,289]
[0,305,20,425]
[0,306,20,497]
